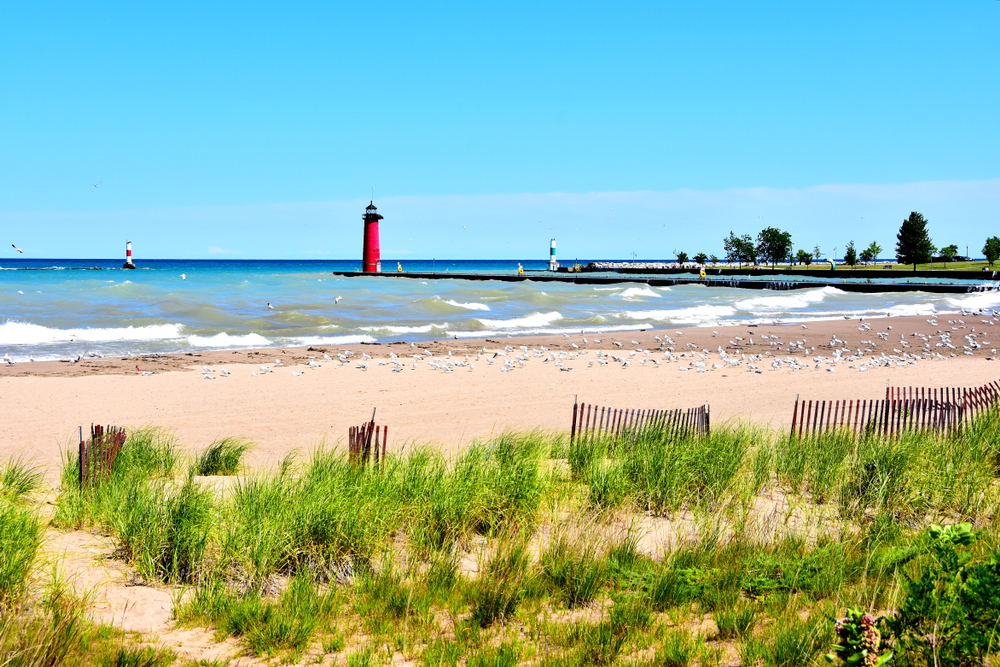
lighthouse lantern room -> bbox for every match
[362,202,383,273]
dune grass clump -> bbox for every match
[468,533,531,628]
[194,437,252,476]
[0,458,44,502]
[55,426,178,529]
[54,428,212,583]
[0,500,42,609]
[539,531,608,608]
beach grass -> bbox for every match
[193,437,252,476]
[31,414,1000,664]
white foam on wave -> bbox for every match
[442,299,490,311]
[734,286,842,311]
[287,335,377,346]
[950,290,1000,310]
[884,303,940,317]
[624,305,736,323]
[0,320,185,346]
[477,312,563,329]
[186,332,271,348]
[361,323,448,334]
[617,286,661,300]
[447,323,652,339]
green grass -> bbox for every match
[193,437,252,476]
[0,457,45,501]
[46,417,1000,663]
[0,499,42,608]
[0,581,177,666]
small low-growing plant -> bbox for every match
[884,522,1000,666]
[825,608,892,666]
[194,437,252,476]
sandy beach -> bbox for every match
[3,313,997,475]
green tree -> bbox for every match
[723,232,756,268]
[675,251,689,264]
[708,254,719,264]
[755,227,793,269]
[813,245,824,260]
[938,244,958,262]
[796,249,813,266]
[844,240,858,267]
[693,252,708,264]
[859,241,882,264]
[895,211,935,270]
[983,237,1000,267]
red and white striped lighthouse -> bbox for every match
[362,201,383,273]
[123,240,136,269]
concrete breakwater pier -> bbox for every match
[330,270,997,294]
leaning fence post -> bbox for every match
[570,401,578,446]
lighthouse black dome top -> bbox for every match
[363,201,383,221]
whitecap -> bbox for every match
[287,335,378,346]
[624,305,737,322]
[360,324,448,334]
[734,286,842,311]
[0,321,185,346]
[186,332,271,348]
[477,312,563,328]
[442,299,490,311]
[617,286,661,300]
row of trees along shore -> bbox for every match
[674,212,1000,269]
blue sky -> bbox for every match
[1,1,998,259]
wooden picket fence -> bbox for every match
[349,421,388,468]
[79,424,127,486]
[570,401,710,446]
[790,380,1000,439]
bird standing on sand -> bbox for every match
[12,244,23,253]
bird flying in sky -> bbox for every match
[12,244,23,253]
[93,182,102,187]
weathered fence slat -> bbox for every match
[570,401,709,445]
[78,424,127,487]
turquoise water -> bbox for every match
[2,259,999,362]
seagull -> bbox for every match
[141,371,154,376]
[334,296,343,304]
[292,371,303,376]
[204,375,215,380]
[17,290,23,295]
[180,274,186,280]
[267,302,274,309]
[11,244,23,253]
[92,182,102,188]
[220,367,230,375]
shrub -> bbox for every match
[885,523,1000,665]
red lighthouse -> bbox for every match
[362,201,383,273]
